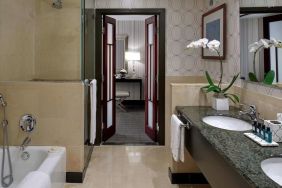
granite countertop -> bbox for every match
[176,106,282,188]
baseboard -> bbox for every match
[66,172,83,183]
[168,167,209,185]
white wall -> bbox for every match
[85,0,95,8]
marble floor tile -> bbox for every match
[65,146,178,188]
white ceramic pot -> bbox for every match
[212,96,229,111]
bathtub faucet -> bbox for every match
[20,136,31,151]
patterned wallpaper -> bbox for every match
[95,0,206,76]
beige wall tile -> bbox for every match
[34,0,81,80]
[0,81,85,172]
[67,146,85,172]
[0,0,35,81]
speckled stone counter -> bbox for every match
[176,106,282,188]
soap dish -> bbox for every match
[244,133,279,147]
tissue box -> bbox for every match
[264,120,282,142]
[277,113,282,121]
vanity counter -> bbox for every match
[176,106,282,188]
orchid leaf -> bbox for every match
[201,85,210,92]
[224,93,240,103]
[248,72,258,82]
[205,71,215,86]
[263,70,275,85]
[205,85,221,93]
[221,73,239,93]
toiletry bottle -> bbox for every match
[252,121,257,133]
[256,123,261,136]
[261,125,266,139]
[265,127,272,143]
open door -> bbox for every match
[145,16,158,142]
[102,16,116,141]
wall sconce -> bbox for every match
[125,51,141,78]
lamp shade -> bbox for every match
[125,51,141,61]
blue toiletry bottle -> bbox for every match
[256,123,261,136]
[252,121,257,133]
[265,127,272,143]
[261,125,266,139]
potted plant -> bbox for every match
[248,38,282,85]
[187,38,239,110]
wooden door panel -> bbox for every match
[102,16,116,141]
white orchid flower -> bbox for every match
[248,42,261,53]
[271,38,282,48]
[207,40,220,52]
[260,39,272,48]
[187,38,209,49]
[198,38,209,48]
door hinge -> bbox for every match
[102,27,105,34]
[156,122,159,133]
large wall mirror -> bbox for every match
[240,7,282,88]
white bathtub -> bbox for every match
[0,146,66,188]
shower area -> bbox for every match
[0,0,95,184]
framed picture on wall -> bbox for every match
[202,3,226,60]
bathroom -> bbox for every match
[0,0,282,188]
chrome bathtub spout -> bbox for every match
[20,137,31,151]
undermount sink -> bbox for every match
[202,116,252,131]
[261,158,282,186]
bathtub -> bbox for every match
[0,146,66,188]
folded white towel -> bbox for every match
[170,114,185,162]
[17,171,51,188]
[90,79,97,144]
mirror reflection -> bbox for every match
[240,10,282,87]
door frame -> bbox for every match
[95,8,166,145]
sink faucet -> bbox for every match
[239,104,258,122]
[20,136,31,151]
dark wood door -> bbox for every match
[102,16,116,141]
[145,16,158,142]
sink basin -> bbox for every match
[261,158,282,186]
[202,116,252,131]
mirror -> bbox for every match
[116,35,128,73]
[240,7,282,88]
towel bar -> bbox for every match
[176,112,192,129]
[84,79,92,86]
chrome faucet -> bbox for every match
[239,104,258,122]
[20,137,31,151]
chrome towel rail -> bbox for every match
[177,112,192,129]
[84,79,92,86]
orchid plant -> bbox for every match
[187,38,239,103]
[249,38,282,84]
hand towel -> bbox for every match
[170,114,185,162]
[17,171,51,188]
[90,79,97,144]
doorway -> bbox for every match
[95,9,165,145]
